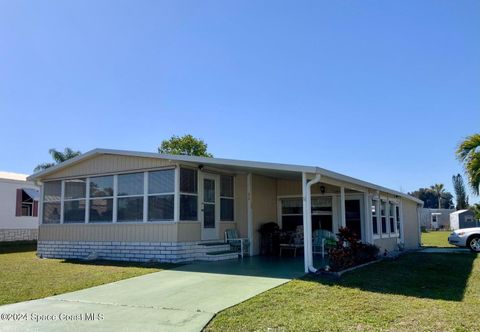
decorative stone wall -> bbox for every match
[0,229,38,242]
[37,241,231,263]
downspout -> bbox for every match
[305,173,322,273]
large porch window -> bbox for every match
[89,175,114,223]
[64,179,86,223]
[280,196,332,232]
[148,169,175,221]
[43,181,61,224]
[220,175,234,221]
[179,168,198,221]
[380,200,388,234]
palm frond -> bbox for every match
[456,134,480,161]
[34,162,56,172]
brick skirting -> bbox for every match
[37,240,221,263]
[0,229,38,242]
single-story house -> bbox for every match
[450,209,478,230]
[28,149,423,273]
[419,208,455,230]
[0,172,39,242]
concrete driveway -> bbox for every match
[0,257,304,332]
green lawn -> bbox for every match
[0,243,171,305]
[206,253,480,332]
[421,230,455,247]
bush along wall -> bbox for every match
[327,227,379,272]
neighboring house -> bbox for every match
[0,172,39,242]
[419,208,455,230]
[28,149,423,273]
[450,210,478,230]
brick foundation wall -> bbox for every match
[0,229,38,242]
[37,241,218,263]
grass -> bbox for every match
[422,230,455,248]
[0,242,172,306]
[206,253,480,332]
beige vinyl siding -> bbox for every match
[374,237,398,252]
[42,154,175,180]
[251,175,277,255]
[234,174,248,238]
[402,199,421,249]
[277,179,302,196]
[39,223,177,242]
[177,222,201,242]
[277,179,342,196]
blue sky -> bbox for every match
[1,1,479,201]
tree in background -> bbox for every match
[34,148,81,172]
[452,174,469,210]
[158,134,213,157]
[456,133,480,195]
[409,187,454,209]
[430,184,446,209]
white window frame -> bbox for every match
[41,180,62,224]
[178,166,198,222]
[278,194,333,230]
[116,172,145,223]
[147,168,176,222]
[371,197,380,239]
[380,199,388,236]
[88,175,115,223]
[388,200,397,237]
[63,178,87,224]
[220,174,235,222]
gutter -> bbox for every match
[304,173,322,273]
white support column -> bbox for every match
[85,178,90,223]
[399,198,404,243]
[363,192,372,243]
[60,180,65,224]
[302,172,309,273]
[247,173,253,256]
[38,182,44,225]
[143,171,148,222]
[174,166,180,223]
[375,191,381,237]
[385,199,390,237]
[339,187,346,228]
[112,175,118,223]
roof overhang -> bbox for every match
[28,148,423,204]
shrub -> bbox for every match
[328,227,379,272]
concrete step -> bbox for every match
[197,252,239,261]
[196,242,231,254]
[206,250,237,256]
[197,241,226,246]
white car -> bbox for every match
[448,228,480,252]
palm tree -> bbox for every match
[430,183,445,208]
[34,148,81,172]
[456,133,480,195]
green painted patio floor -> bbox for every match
[0,256,308,332]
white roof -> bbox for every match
[28,148,423,204]
[0,171,29,181]
[450,209,471,215]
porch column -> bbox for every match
[339,187,346,228]
[375,191,381,237]
[363,192,372,243]
[302,172,309,273]
[247,173,253,256]
[399,198,404,244]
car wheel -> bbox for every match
[468,236,480,252]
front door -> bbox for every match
[201,174,219,240]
